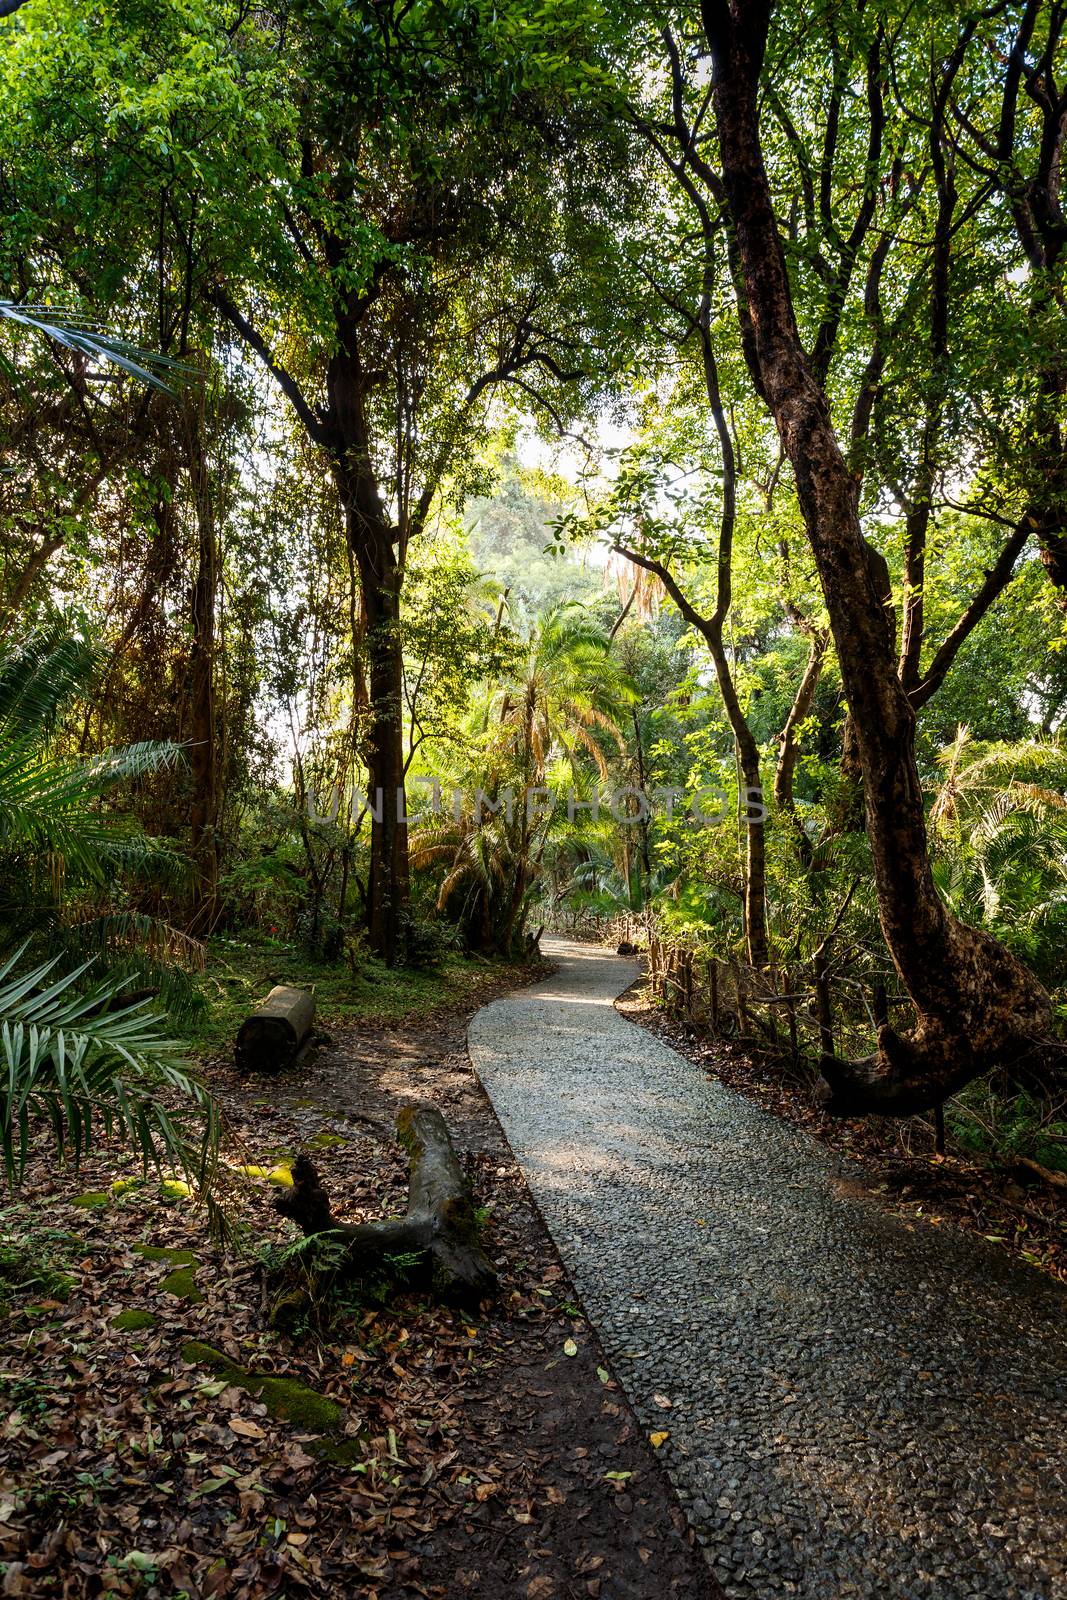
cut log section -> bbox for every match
[275,1104,497,1303]
[236,985,316,1072]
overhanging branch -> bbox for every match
[208,288,331,450]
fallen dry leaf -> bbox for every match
[228,1418,266,1440]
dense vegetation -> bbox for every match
[2,0,1067,1178]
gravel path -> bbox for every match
[468,938,1067,1600]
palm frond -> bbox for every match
[0,944,218,1187]
[0,630,101,735]
[0,301,197,392]
[0,738,184,882]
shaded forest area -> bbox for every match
[1,0,1067,1593]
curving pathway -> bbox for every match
[468,937,1067,1600]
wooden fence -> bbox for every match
[541,902,905,1064]
[646,938,883,1059]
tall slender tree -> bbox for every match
[699,0,1055,1114]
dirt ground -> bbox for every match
[0,959,718,1600]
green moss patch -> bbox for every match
[158,1179,193,1202]
[132,1245,197,1265]
[181,1341,346,1434]
[307,1132,347,1150]
[71,1192,109,1210]
[308,1436,366,1466]
[110,1309,157,1332]
[160,1266,203,1303]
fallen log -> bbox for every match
[1010,1155,1067,1193]
[236,985,315,1072]
[275,1104,497,1303]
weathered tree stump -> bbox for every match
[275,1104,497,1303]
[236,985,316,1072]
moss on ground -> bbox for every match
[181,1341,346,1433]
[308,1132,348,1150]
[71,1192,109,1210]
[159,1179,193,1202]
[110,1309,157,1332]
[132,1245,197,1265]
[191,931,535,1054]
[308,1437,366,1466]
[160,1265,203,1303]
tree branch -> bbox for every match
[207,288,331,449]
[911,518,1030,709]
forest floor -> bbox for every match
[617,983,1067,1290]
[0,949,714,1600]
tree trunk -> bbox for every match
[276,1105,497,1302]
[735,733,768,967]
[353,529,410,965]
[184,399,221,935]
[631,706,653,905]
[702,0,1053,1115]
[236,985,317,1072]
[329,334,412,968]
[774,628,826,826]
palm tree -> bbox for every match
[932,727,1067,988]
[489,601,634,791]
[418,603,635,954]
[0,628,218,1185]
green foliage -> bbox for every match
[949,1084,1067,1178]
[413,600,635,955]
[0,942,217,1186]
[5,0,1067,1140]
[931,731,1067,993]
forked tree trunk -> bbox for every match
[702,0,1054,1114]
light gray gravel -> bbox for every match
[468,937,1067,1600]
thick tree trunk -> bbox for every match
[702,0,1053,1114]
[329,338,412,967]
[276,1105,497,1302]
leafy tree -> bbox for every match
[171,0,634,961]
